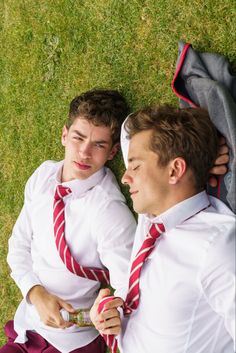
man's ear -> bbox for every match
[169,157,187,184]
[107,143,120,160]
[61,125,68,146]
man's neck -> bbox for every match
[152,187,199,217]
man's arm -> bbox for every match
[200,220,235,346]
[7,173,43,297]
[7,167,75,328]
[95,197,136,297]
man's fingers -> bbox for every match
[210,165,227,175]
[48,306,73,328]
[41,315,67,328]
[59,299,76,314]
[208,176,218,188]
[96,316,121,335]
[214,153,229,165]
[53,315,67,327]
[90,289,111,327]
[218,144,229,155]
[93,311,104,323]
[46,320,73,329]
[44,320,60,328]
[103,298,124,310]
[218,136,226,146]
[94,288,111,306]
[100,325,121,335]
[103,317,121,328]
[101,308,120,321]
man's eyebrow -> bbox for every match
[72,130,86,138]
[94,140,109,145]
[72,129,109,144]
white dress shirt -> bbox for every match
[7,160,136,353]
[120,121,236,353]
[118,192,235,353]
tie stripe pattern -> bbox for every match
[53,185,110,285]
[124,223,165,314]
[98,222,165,353]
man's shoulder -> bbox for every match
[25,160,62,195]
[89,169,136,230]
[97,167,126,204]
[199,199,235,276]
[31,160,61,178]
[37,159,60,170]
[192,198,235,241]
[207,196,235,224]
[199,197,235,252]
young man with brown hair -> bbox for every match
[1,89,136,353]
[91,105,235,353]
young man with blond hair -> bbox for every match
[91,105,235,353]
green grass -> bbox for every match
[0,0,235,349]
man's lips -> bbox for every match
[130,190,138,197]
[74,161,91,170]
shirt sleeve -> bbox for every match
[94,199,137,300]
[7,170,42,299]
[199,222,235,347]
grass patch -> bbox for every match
[0,0,235,348]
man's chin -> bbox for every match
[74,171,92,180]
[133,203,145,214]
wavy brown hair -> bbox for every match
[67,89,129,144]
[125,105,218,191]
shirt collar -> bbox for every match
[50,161,106,197]
[145,191,211,232]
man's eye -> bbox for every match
[95,143,105,149]
[73,136,83,141]
[132,165,140,171]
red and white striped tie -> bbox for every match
[124,222,165,314]
[98,222,165,353]
[53,185,110,285]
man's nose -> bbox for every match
[79,143,92,158]
[121,169,132,185]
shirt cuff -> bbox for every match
[18,272,42,300]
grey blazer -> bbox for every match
[172,41,236,213]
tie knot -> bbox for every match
[54,185,72,200]
[149,223,165,239]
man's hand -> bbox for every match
[208,136,229,187]
[28,285,75,328]
[90,288,123,335]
